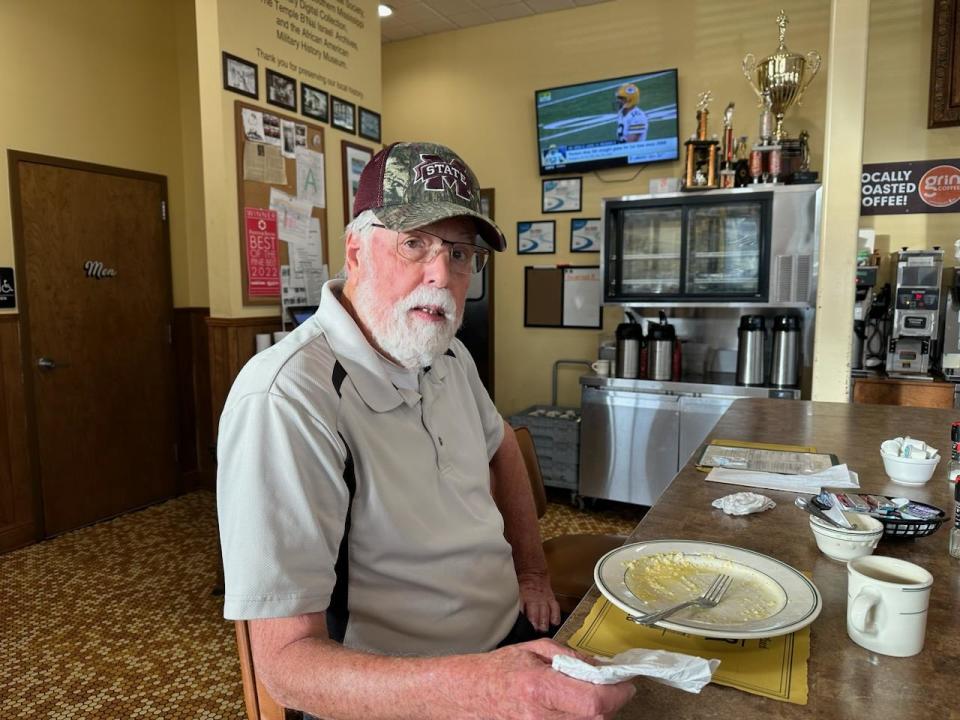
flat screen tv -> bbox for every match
[535,69,680,175]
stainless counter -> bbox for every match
[578,373,799,506]
[579,372,801,399]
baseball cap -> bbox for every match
[353,142,506,252]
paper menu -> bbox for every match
[704,464,860,495]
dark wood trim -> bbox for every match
[174,308,215,490]
[0,314,38,553]
[207,315,283,438]
[929,0,960,127]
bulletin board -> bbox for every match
[524,266,602,329]
[234,100,329,306]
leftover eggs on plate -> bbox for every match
[594,540,822,639]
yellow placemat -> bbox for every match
[567,597,811,705]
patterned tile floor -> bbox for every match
[1,490,641,718]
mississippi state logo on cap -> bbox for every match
[412,154,474,202]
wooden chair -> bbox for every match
[235,620,291,720]
[513,425,627,614]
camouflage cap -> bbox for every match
[353,142,506,251]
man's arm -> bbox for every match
[249,613,635,720]
[489,420,561,631]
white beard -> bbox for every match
[353,280,463,369]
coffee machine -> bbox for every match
[886,248,944,377]
[941,267,960,381]
[851,266,878,374]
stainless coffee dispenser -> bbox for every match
[615,321,643,379]
[886,248,943,377]
[645,311,676,381]
[736,315,766,386]
[770,315,801,388]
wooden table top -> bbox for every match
[555,399,959,719]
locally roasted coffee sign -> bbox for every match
[861,158,960,215]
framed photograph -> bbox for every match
[570,218,601,252]
[266,69,296,111]
[358,107,382,142]
[342,140,374,221]
[542,177,582,213]
[332,96,356,133]
[222,52,258,99]
[479,188,495,221]
[517,220,555,254]
[301,83,329,123]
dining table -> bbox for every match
[554,398,959,719]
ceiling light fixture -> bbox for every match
[378,4,393,17]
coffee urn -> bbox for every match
[736,315,766,386]
[646,311,676,381]
[770,315,801,388]
[615,322,643,379]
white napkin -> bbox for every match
[705,463,860,495]
[711,492,775,516]
[552,649,720,694]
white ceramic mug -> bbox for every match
[846,556,933,657]
[591,359,610,377]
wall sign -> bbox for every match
[84,260,117,279]
[244,207,281,297]
[0,268,15,308]
[860,158,960,215]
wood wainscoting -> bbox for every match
[207,315,284,443]
[173,308,216,491]
[0,315,38,552]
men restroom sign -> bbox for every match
[860,158,960,215]
[0,267,14,308]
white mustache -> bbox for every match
[397,286,457,320]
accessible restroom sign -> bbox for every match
[860,158,960,215]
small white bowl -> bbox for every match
[879,448,940,486]
[809,512,883,562]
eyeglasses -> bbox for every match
[371,223,489,275]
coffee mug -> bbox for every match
[846,555,933,657]
[591,359,610,377]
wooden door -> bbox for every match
[11,154,178,536]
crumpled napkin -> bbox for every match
[711,491,775,516]
[552,649,720,694]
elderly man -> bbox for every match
[217,142,635,719]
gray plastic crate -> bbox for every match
[508,405,581,491]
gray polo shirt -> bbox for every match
[217,280,519,655]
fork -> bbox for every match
[627,573,733,626]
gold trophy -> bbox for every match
[683,91,719,189]
[742,10,821,141]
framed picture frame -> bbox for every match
[542,177,582,213]
[222,52,258,99]
[358,107,382,142]
[342,140,374,222]
[266,69,296,111]
[517,220,555,254]
[929,0,960,127]
[570,217,601,252]
[301,83,329,123]
[331,96,356,134]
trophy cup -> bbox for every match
[720,102,736,188]
[742,10,821,141]
[683,91,720,190]
[792,129,819,183]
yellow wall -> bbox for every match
[862,0,960,267]
[382,0,831,415]
[202,0,381,317]
[0,0,202,308]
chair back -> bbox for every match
[514,425,547,519]
[235,620,288,720]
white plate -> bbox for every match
[594,540,822,639]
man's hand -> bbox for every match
[448,638,636,720]
[518,570,562,632]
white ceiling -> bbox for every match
[380,0,612,43]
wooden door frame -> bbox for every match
[8,150,178,538]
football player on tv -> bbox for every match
[615,83,649,143]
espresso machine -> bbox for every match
[941,267,960,381]
[851,266,878,374]
[886,248,944,377]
